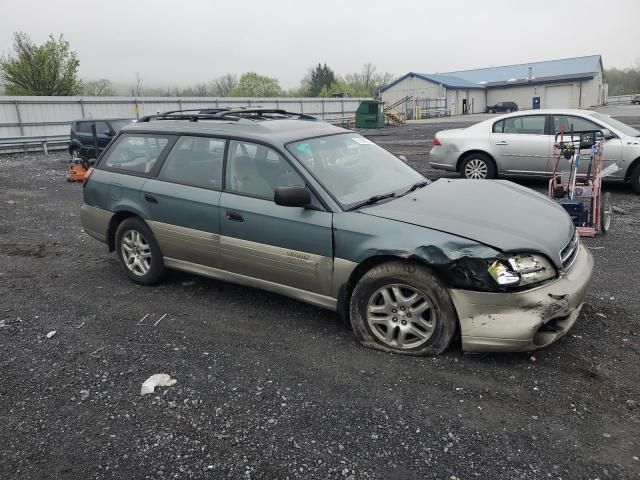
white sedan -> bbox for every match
[429,109,640,193]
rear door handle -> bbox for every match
[495,141,509,145]
[226,210,244,222]
[144,193,158,204]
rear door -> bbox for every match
[219,140,334,295]
[141,135,226,268]
[490,114,552,175]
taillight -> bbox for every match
[82,167,94,188]
[432,137,441,146]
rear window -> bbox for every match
[102,134,171,174]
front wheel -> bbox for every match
[349,261,458,356]
[600,192,612,233]
[460,153,496,179]
[115,217,165,285]
[630,163,640,194]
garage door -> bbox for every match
[545,85,573,108]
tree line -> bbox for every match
[0,32,392,98]
[604,67,640,96]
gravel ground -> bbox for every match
[1,114,639,480]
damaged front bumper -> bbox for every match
[449,244,594,353]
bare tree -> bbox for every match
[209,73,237,97]
[130,73,144,96]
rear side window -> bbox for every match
[498,115,546,135]
[102,134,170,174]
[76,122,93,134]
[158,136,225,189]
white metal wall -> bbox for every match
[381,76,445,106]
[0,96,370,139]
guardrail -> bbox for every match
[0,135,68,154]
[606,94,639,105]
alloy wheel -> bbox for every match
[464,159,488,179]
[366,284,436,349]
[121,230,152,276]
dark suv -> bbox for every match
[80,108,593,356]
[69,118,133,160]
[486,102,518,113]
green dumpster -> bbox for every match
[355,100,385,128]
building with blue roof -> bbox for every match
[381,55,605,117]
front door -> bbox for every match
[141,135,226,268]
[219,140,333,295]
[490,114,552,175]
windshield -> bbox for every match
[287,133,425,208]
[590,112,640,137]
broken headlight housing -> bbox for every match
[488,254,557,288]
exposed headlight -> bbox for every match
[488,254,557,287]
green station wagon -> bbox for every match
[80,109,594,355]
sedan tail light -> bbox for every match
[432,137,442,146]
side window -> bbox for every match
[94,121,111,136]
[492,120,504,133]
[225,140,304,200]
[77,122,93,134]
[553,115,601,135]
[158,136,225,189]
[102,134,170,174]
[502,115,546,135]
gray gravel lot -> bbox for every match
[1,112,639,479]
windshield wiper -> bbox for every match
[347,192,397,211]
[404,180,430,194]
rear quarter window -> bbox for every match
[101,134,171,174]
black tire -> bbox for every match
[460,153,497,179]
[349,260,458,356]
[506,109,512,113]
[600,192,612,233]
[114,217,165,285]
[630,163,640,194]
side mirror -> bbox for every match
[274,186,310,207]
[397,154,408,163]
[600,128,612,139]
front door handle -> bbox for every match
[495,141,509,145]
[144,193,158,204]
[226,210,244,222]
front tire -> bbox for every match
[349,261,458,356]
[630,163,640,194]
[115,217,165,285]
[600,192,612,233]
[460,153,496,179]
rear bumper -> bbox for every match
[80,204,113,243]
[450,244,594,353]
[428,147,458,171]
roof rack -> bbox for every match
[138,108,316,123]
[213,109,317,121]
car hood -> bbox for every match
[360,179,574,267]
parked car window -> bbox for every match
[159,136,225,189]
[76,121,93,134]
[492,120,504,133]
[226,140,304,200]
[553,115,602,135]
[288,133,424,208]
[500,115,546,135]
[102,134,170,173]
[94,121,111,136]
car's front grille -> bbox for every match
[560,229,579,271]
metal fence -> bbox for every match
[605,94,639,105]
[0,96,369,153]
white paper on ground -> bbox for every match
[140,374,177,395]
[598,163,620,179]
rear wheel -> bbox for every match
[70,147,80,161]
[349,261,457,356]
[460,153,496,179]
[115,217,165,285]
[600,192,612,233]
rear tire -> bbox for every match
[115,217,165,285]
[630,163,640,194]
[349,260,457,356]
[460,153,497,179]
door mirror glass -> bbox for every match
[274,186,310,207]
[600,128,613,139]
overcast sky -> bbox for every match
[1,0,638,90]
